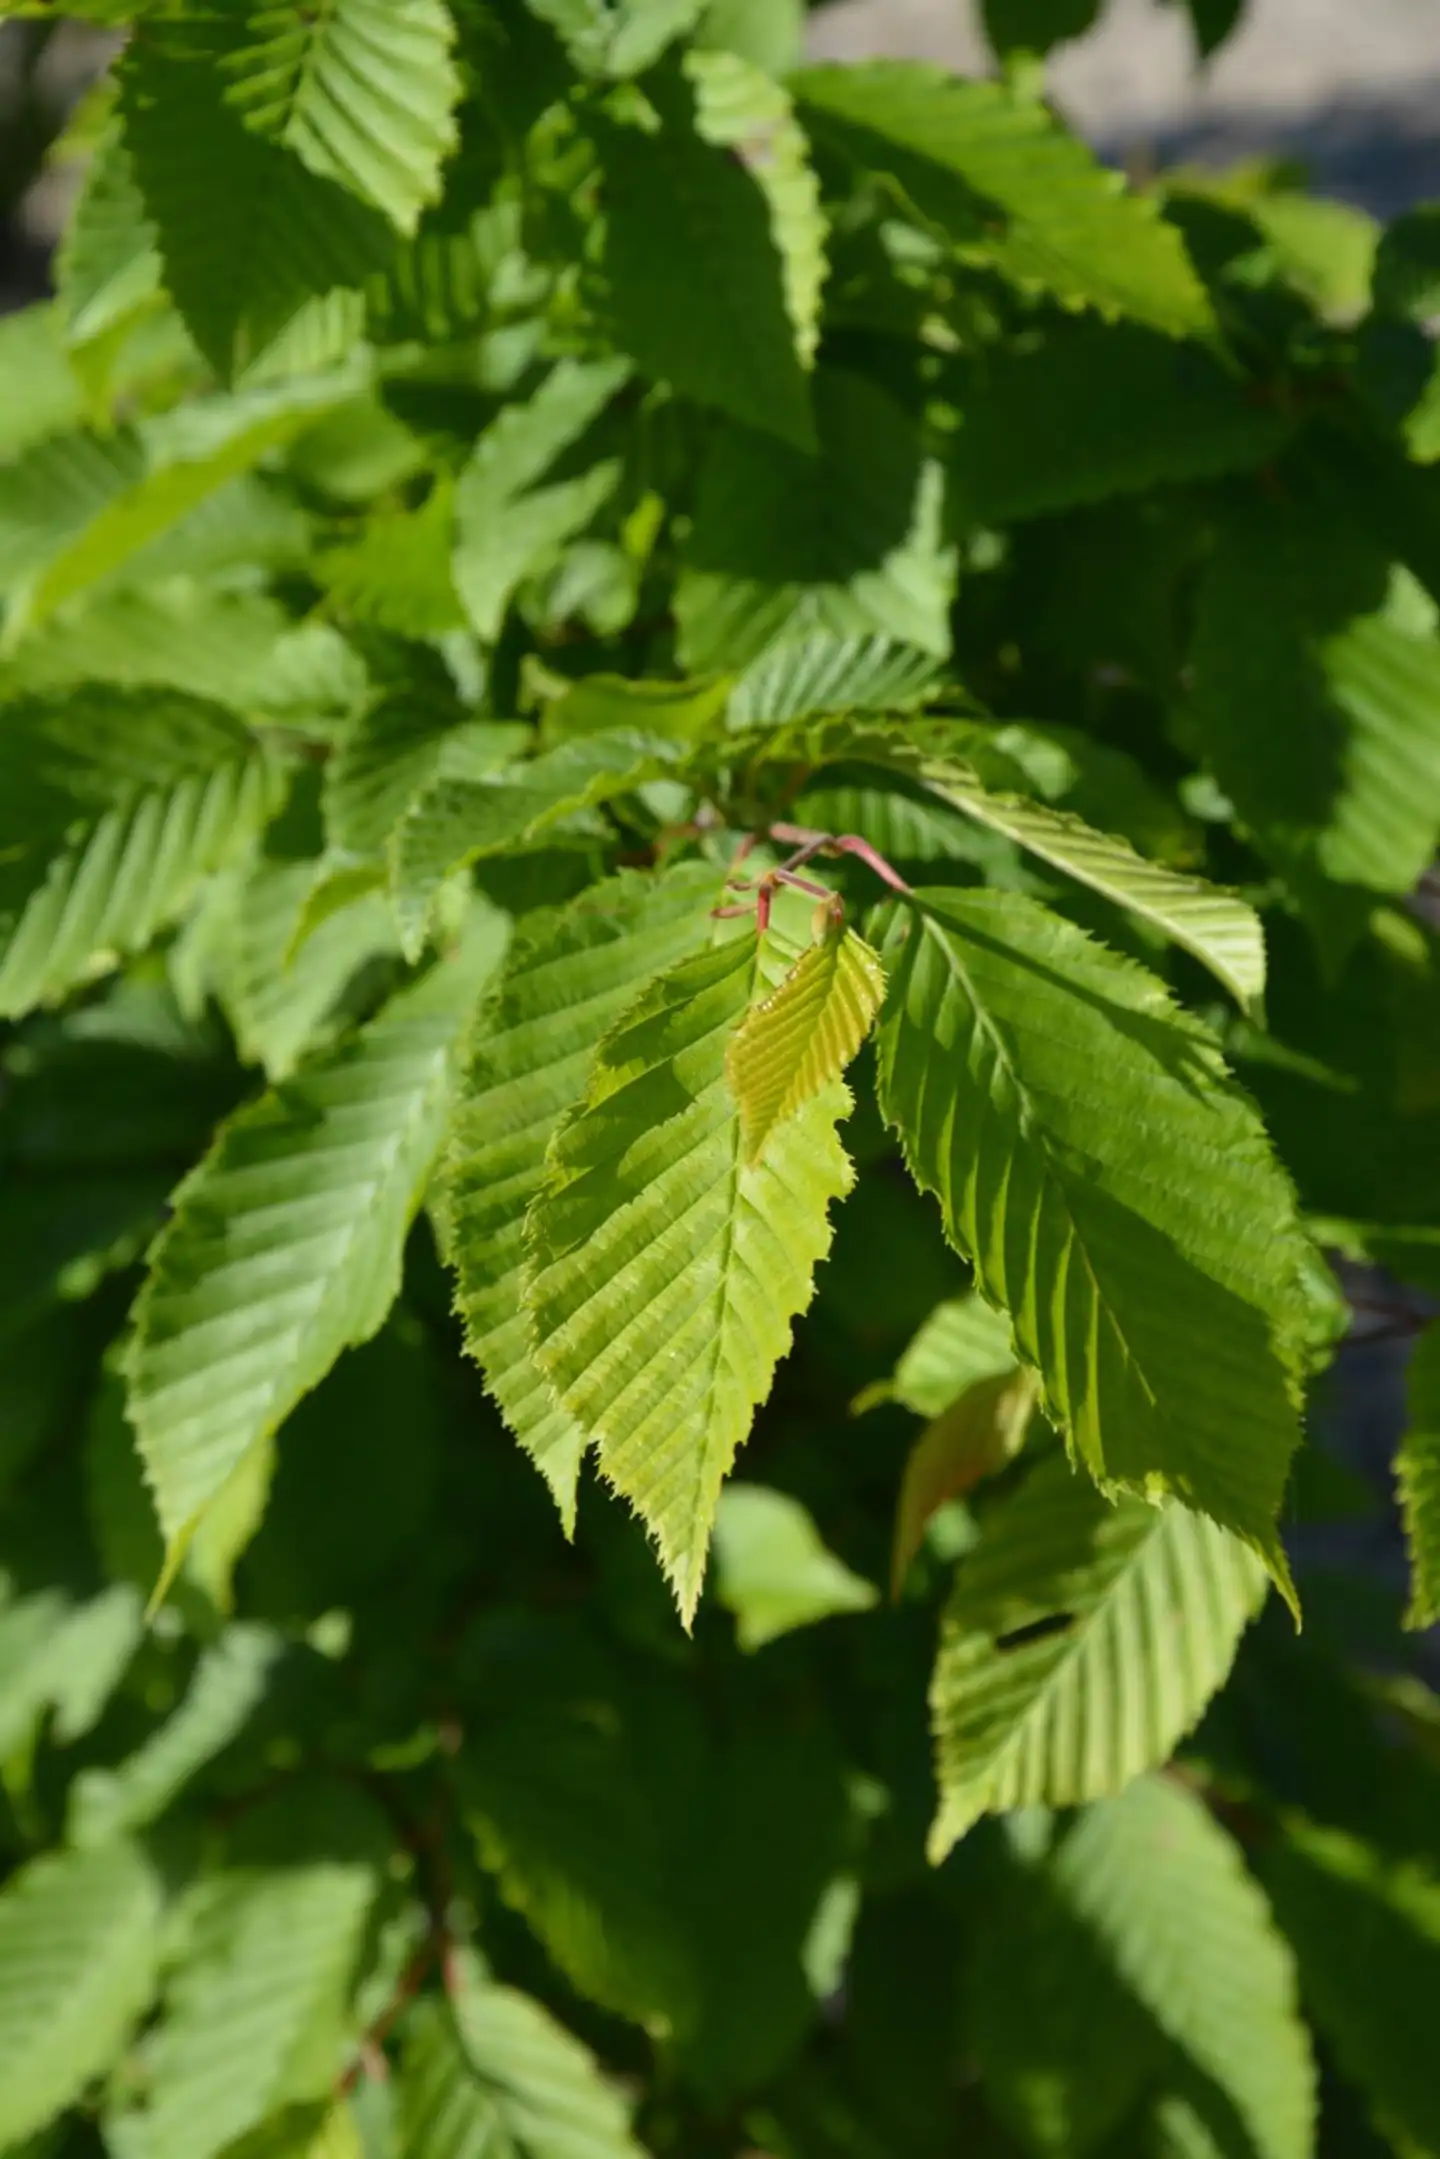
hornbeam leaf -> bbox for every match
[915,756,1267,1017]
[111,1835,385,2159]
[726,920,885,1162]
[595,66,816,450]
[1397,1322,1440,1628]
[0,1838,163,2148]
[929,1452,1266,1855]
[390,730,679,959]
[794,63,1215,340]
[1264,1822,1440,2157]
[398,1955,647,2159]
[222,0,462,236]
[8,372,359,636]
[120,13,396,379]
[891,1367,1037,1596]
[126,919,509,1575]
[0,688,278,1020]
[712,1483,877,1651]
[877,888,1313,1579]
[442,864,725,1524]
[975,1777,1313,2159]
[524,921,855,1620]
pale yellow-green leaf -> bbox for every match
[725,921,885,1163]
[891,1367,1038,1597]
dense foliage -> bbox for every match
[2,0,1440,2153]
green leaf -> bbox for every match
[190,849,401,1081]
[5,371,360,636]
[222,0,461,235]
[687,47,827,374]
[1264,1822,1440,2157]
[317,477,467,637]
[909,752,1267,1017]
[1191,508,1440,953]
[326,682,527,860]
[0,1838,163,2149]
[0,306,83,464]
[726,920,885,1163]
[524,916,855,1620]
[877,888,1312,1578]
[545,670,731,744]
[0,1581,143,1757]
[928,1452,1266,1856]
[120,12,396,378]
[794,63,1215,340]
[390,730,677,959]
[948,326,1289,527]
[461,1621,852,2096]
[451,358,630,640]
[398,1956,646,2159]
[2,582,365,721]
[726,629,946,731]
[1397,1322,1440,1628]
[981,0,1102,58]
[126,923,508,1575]
[111,1819,385,2159]
[891,1368,1037,1596]
[865,1290,1018,1419]
[0,424,147,602]
[676,368,956,672]
[712,1482,877,1650]
[526,0,708,75]
[442,863,723,1524]
[0,688,277,1021]
[976,1778,1313,2159]
[594,67,815,451]
[69,1623,284,1846]
[54,125,164,349]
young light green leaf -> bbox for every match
[127,923,508,1578]
[398,1956,647,2159]
[442,864,724,1525]
[526,0,709,75]
[390,730,677,959]
[712,1482,877,1651]
[794,63,1215,340]
[594,67,815,450]
[891,1367,1037,1597]
[0,688,278,1021]
[929,1452,1266,1857]
[877,888,1313,1583]
[452,358,630,641]
[1397,1322,1440,1629]
[726,921,885,1163]
[222,0,461,235]
[524,923,855,1621]
[0,1838,163,2149]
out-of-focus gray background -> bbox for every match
[810,0,1440,211]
